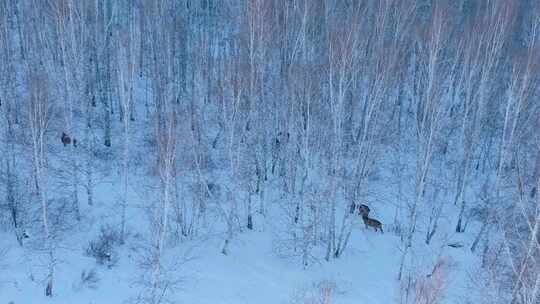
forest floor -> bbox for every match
[1,200,476,304]
[0,144,479,304]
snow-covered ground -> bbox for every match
[1,226,396,303]
[1,191,477,304]
[0,114,481,304]
[0,74,480,304]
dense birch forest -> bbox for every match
[0,1,539,303]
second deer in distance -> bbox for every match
[61,132,77,147]
[357,203,383,233]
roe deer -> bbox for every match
[61,132,71,146]
[357,204,371,217]
[61,132,78,147]
[362,214,383,233]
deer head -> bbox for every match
[357,204,371,217]
[61,132,71,146]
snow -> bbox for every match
[0,204,478,304]
[0,236,376,303]
[0,129,481,304]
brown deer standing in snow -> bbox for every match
[357,204,383,233]
[362,214,383,233]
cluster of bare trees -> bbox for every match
[0,0,539,303]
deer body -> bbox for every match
[362,214,383,233]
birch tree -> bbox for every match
[336,0,415,258]
[0,0,23,242]
[115,0,137,243]
[454,1,514,235]
[27,69,56,297]
[142,3,180,302]
[469,0,516,253]
[399,4,450,279]
[497,16,540,304]
[50,0,88,220]
[323,2,362,261]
